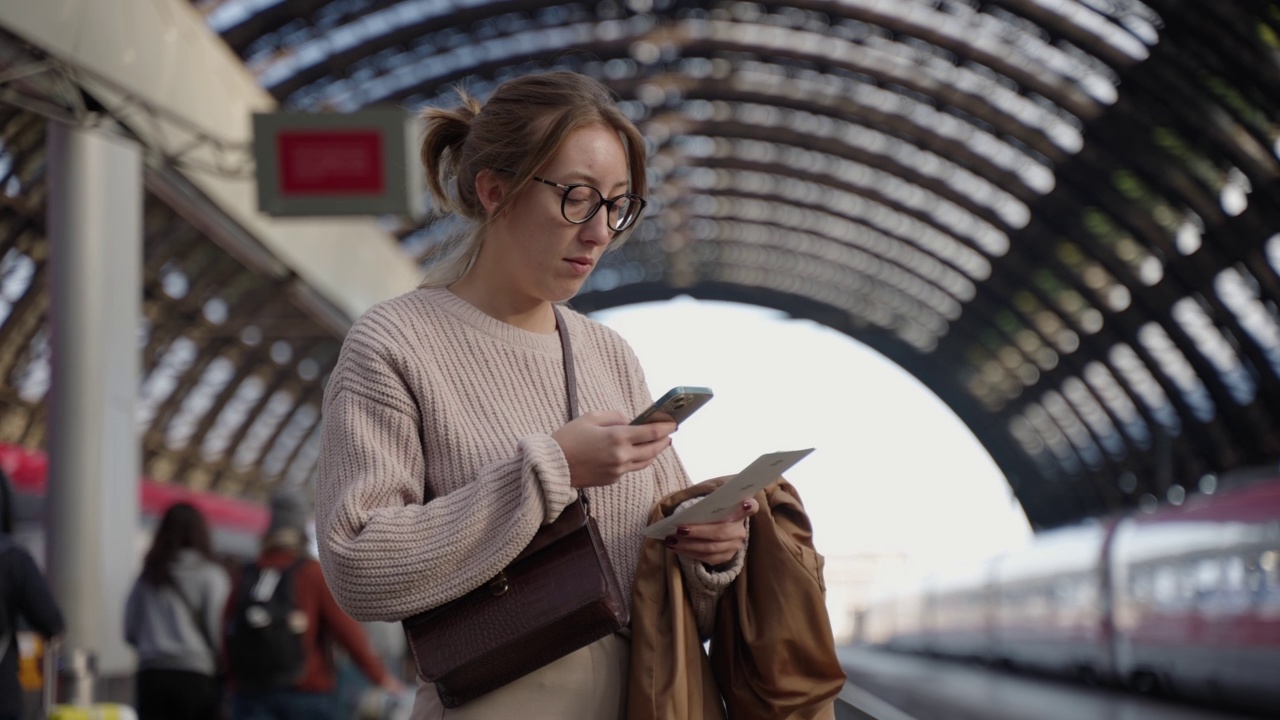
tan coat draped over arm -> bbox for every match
[628,478,846,720]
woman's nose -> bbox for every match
[580,207,613,245]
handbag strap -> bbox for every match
[552,305,591,512]
[168,579,219,662]
[552,305,578,420]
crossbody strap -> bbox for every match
[552,305,590,511]
[552,305,578,420]
[169,580,218,660]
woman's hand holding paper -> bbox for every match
[663,498,758,566]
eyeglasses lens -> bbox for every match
[562,186,599,224]
[559,185,642,231]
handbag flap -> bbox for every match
[512,496,588,563]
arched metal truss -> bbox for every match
[2,0,1280,527]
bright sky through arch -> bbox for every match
[592,297,1033,572]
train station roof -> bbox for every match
[2,0,1279,529]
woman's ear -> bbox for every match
[474,169,508,216]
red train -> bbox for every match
[859,470,1280,714]
[0,442,269,561]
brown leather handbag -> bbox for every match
[401,306,629,708]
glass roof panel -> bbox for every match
[680,136,1010,255]
[677,164,992,280]
[1215,267,1280,377]
[261,403,319,477]
[232,388,297,471]
[1082,360,1151,448]
[11,328,49,404]
[1061,376,1126,459]
[165,355,237,450]
[1171,297,1256,406]
[678,169,966,293]
[137,335,199,429]
[1021,402,1085,475]
[692,99,1034,226]
[0,249,35,326]
[1041,389,1106,469]
[203,0,285,33]
[1136,322,1215,423]
[1109,343,1179,434]
[200,374,266,462]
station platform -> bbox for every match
[836,646,1268,720]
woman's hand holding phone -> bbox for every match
[553,411,676,488]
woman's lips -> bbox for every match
[566,257,594,274]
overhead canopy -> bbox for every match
[2,0,1279,528]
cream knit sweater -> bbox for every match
[314,288,734,628]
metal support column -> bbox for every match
[46,119,142,691]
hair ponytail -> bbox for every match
[420,92,484,218]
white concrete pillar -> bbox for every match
[46,119,142,683]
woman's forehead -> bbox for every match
[542,124,631,186]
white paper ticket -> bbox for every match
[644,448,814,539]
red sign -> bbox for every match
[276,129,386,195]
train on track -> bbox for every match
[859,470,1280,715]
[0,442,269,563]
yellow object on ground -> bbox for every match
[47,705,138,720]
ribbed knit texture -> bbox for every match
[315,288,735,629]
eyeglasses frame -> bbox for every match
[521,173,648,232]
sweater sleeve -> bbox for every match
[314,325,576,622]
[9,548,64,639]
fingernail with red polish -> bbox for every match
[664,536,678,547]
[676,526,691,536]
[742,501,753,512]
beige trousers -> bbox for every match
[410,634,628,720]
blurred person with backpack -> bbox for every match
[0,469,63,720]
[124,502,230,720]
[224,489,402,720]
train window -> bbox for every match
[1244,553,1270,607]
[1263,550,1280,591]
[1195,558,1221,593]
[1211,555,1253,612]
[1131,568,1153,602]
[1179,562,1200,606]
[1224,556,1246,591]
[1154,565,1181,608]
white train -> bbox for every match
[859,472,1280,715]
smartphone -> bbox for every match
[631,386,714,426]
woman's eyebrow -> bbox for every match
[559,172,631,192]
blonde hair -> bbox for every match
[417,71,648,287]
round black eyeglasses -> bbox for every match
[528,175,648,232]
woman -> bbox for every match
[314,70,755,719]
[124,502,229,720]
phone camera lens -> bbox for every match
[673,398,688,409]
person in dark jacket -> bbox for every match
[225,489,403,720]
[0,469,64,720]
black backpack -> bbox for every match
[225,558,309,691]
